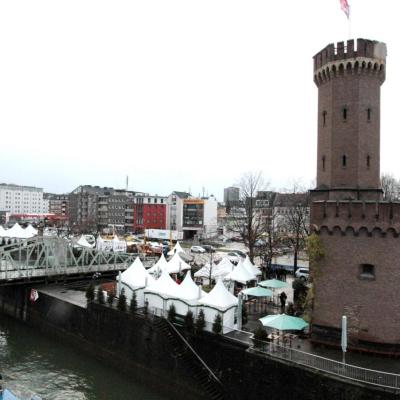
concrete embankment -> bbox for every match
[0,285,398,400]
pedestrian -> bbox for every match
[280,291,287,310]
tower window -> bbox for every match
[342,107,347,121]
[322,156,326,171]
[367,155,370,168]
[367,108,372,121]
[342,155,347,167]
[322,111,327,127]
[359,264,375,280]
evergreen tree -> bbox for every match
[107,291,114,306]
[85,284,95,304]
[195,309,206,333]
[252,327,268,348]
[167,304,176,323]
[183,310,194,334]
[129,291,138,314]
[97,287,105,305]
[117,288,127,312]
[212,314,222,335]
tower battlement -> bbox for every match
[311,200,400,235]
[313,39,386,86]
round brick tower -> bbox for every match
[313,38,386,201]
[310,39,400,353]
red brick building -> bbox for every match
[132,195,167,233]
[310,39,400,353]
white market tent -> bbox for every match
[166,272,206,315]
[148,253,168,275]
[167,241,185,256]
[120,257,155,306]
[144,269,180,313]
[212,258,235,279]
[194,262,218,279]
[198,279,239,333]
[112,235,127,253]
[96,236,113,252]
[224,260,257,285]
[166,251,191,274]
[24,224,38,237]
[77,235,93,248]
[243,256,262,277]
[5,223,30,239]
[0,226,7,237]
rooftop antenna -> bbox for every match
[126,175,129,191]
[202,187,205,198]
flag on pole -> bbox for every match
[29,288,39,302]
[340,0,350,19]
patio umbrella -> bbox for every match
[259,313,308,331]
[258,279,288,289]
[241,287,273,297]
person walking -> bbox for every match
[279,291,287,310]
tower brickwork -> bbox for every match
[310,39,400,353]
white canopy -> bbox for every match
[212,258,236,279]
[174,272,206,301]
[243,256,262,276]
[198,279,238,310]
[77,235,92,248]
[0,226,7,237]
[224,260,257,284]
[167,241,185,256]
[24,224,38,237]
[121,257,155,288]
[194,262,218,279]
[148,253,168,275]
[112,235,127,252]
[166,251,191,274]
[5,223,30,239]
[145,268,179,297]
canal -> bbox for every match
[0,315,168,400]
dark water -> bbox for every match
[0,315,167,400]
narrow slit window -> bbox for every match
[342,155,347,167]
[343,107,347,121]
[367,155,370,168]
[367,108,371,121]
[322,156,326,171]
[322,111,327,127]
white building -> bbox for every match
[0,184,47,215]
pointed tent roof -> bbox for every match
[212,258,235,279]
[194,262,217,279]
[243,256,262,276]
[148,253,168,275]
[198,279,238,310]
[24,224,38,237]
[145,268,179,297]
[174,272,206,301]
[121,257,155,288]
[5,223,28,238]
[224,260,256,284]
[166,251,191,274]
[77,235,92,248]
[167,241,185,256]
[0,225,7,237]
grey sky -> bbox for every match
[1,0,399,200]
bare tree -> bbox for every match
[381,173,400,201]
[227,171,267,262]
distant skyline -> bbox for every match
[1,0,399,202]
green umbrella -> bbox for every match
[258,279,288,289]
[241,286,273,297]
[259,313,308,331]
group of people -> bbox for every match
[265,265,288,281]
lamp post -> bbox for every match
[341,315,347,364]
[237,292,243,331]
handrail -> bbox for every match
[162,316,223,386]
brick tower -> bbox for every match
[310,39,400,353]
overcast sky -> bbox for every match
[0,0,399,200]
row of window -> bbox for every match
[322,107,372,126]
[321,155,371,170]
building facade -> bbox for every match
[223,187,240,204]
[310,39,397,350]
[132,194,167,233]
[0,184,47,215]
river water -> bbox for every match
[0,315,167,400]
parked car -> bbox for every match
[190,245,206,253]
[201,245,215,253]
[295,267,310,281]
[231,249,247,258]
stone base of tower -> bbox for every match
[310,200,400,354]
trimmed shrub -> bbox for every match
[107,292,114,306]
[183,310,194,334]
[167,304,176,323]
[212,314,222,335]
[117,288,127,312]
[129,291,138,314]
[97,288,105,305]
[195,309,206,334]
[85,284,95,304]
[252,327,268,348]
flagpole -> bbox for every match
[348,6,351,40]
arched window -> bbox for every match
[342,155,347,167]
